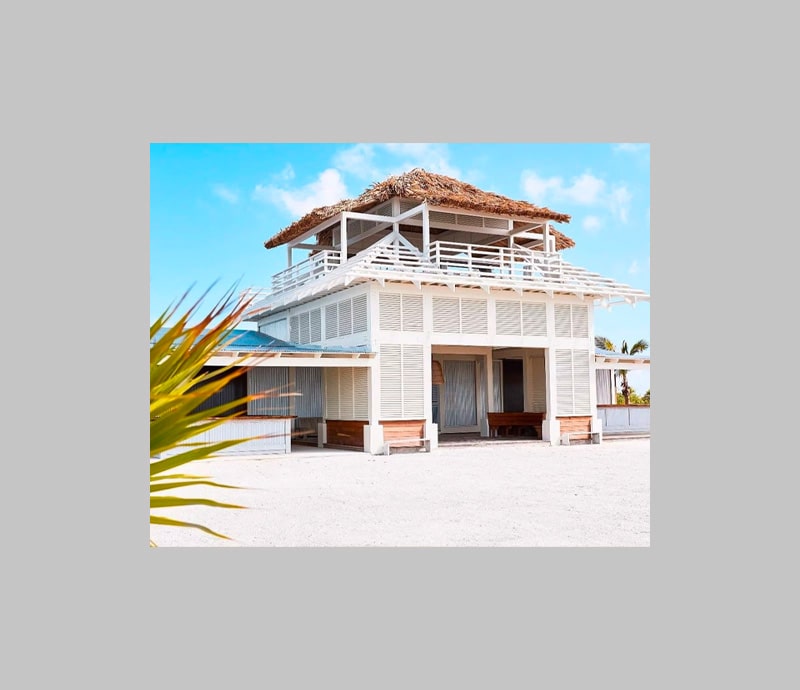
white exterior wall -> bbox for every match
[254,281,599,450]
[256,283,373,350]
[158,417,292,457]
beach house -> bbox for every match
[203,168,649,454]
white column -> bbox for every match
[365,285,384,454]
[318,367,327,447]
[341,214,348,260]
[543,347,560,445]
[486,352,495,413]
[542,300,560,444]
[423,293,438,449]
[287,245,293,267]
[543,222,550,253]
[422,202,430,257]
[587,304,602,442]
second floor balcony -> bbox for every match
[243,234,649,314]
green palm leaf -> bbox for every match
[150,284,272,546]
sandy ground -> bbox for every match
[149,437,650,547]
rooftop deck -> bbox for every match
[243,235,649,315]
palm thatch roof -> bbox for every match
[264,168,574,250]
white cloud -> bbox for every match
[333,144,381,180]
[522,170,606,206]
[252,168,348,216]
[521,169,631,222]
[212,184,239,204]
[609,185,632,223]
[520,171,565,202]
[567,173,606,205]
[333,143,461,180]
[277,163,295,181]
[628,259,640,275]
[583,215,602,232]
[384,143,460,176]
[614,143,648,153]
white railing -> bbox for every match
[244,236,648,307]
[428,241,563,281]
[270,250,342,294]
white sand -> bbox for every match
[149,437,650,547]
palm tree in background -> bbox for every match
[595,335,649,405]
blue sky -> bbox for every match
[150,143,650,393]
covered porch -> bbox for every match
[432,345,554,440]
[594,348,651,436]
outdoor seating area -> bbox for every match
[487,412,543,438]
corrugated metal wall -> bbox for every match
[193,366,247,416]
[492,360,503,412]
[158,417,291,456]
[295,367,324,417]
[248,368,291,415]
[443,360,477,428]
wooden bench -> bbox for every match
[487,412,543,439]
[560,430,601,445]
[384,438,431,455]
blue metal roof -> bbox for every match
[221,329,372,354]
[152,327,372,355]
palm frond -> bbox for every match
[150,284,267,545]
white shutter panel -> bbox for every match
[555,304,572,338]
[402,344,425,418]
[339,368,354,419]
[554,349,592,415]
[460,298,487,334]
[433,297,460,333]
[352,294,368,333]
[380,344,403,419]
[309,308,322,342]
[401,294,423,332]
[298,311,310,344]
[289,315,299,342]
[571,304,589,338]
[325,369,339,419]
[353,368,369,420]
[496,300,521,335]
[522,302,547,336]
[338,299,352,336]
[325,303,338,340]
[572,349,591,414]
[380,293,402,331]
[528,356,547,412]
[556,349,574,415]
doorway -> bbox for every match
[501,358,524,412]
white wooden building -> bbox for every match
[237,169,649,452]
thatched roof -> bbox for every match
[264,168,574,250]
